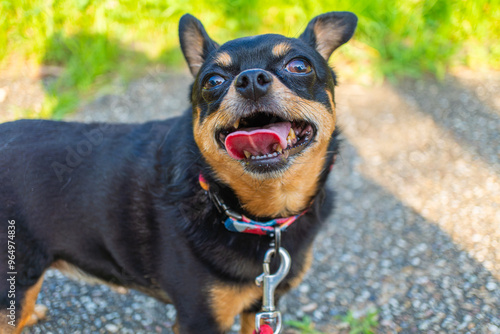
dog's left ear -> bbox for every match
[179,14,219,76]
[300,11,358,61]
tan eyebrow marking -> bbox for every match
[214,52,232,67]
[272,42,292,58]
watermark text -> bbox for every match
[6,220,16,327]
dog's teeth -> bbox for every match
[251,156,256,160]
[273,152,278,157]
[233,119,240,129]
[288,128,298,146]
[272,143,283,154]
[244,150,251,159]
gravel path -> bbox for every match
[18,68,500,333]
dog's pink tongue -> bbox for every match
[225,122,291,160]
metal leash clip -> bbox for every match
[255,246,291,334]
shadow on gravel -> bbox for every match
[337,78,500,283]
[284,140,500,332]
[393,77,500,171]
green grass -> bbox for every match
[339,309,379,334]
[286,310,379,334]
[41,32,151,118]
[1,0,499,118]
[286,316,326,334]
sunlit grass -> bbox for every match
[1,0,499,119]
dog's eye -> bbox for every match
[204,75,225,89]
[285,59,312,74]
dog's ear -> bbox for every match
[179,14,219,76]
[299,11,357,61]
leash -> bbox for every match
[253,243,291,334]
[199,174,297,333]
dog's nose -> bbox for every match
[235,69,273,101]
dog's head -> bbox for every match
[179,12,357,217]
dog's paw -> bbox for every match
[25,304,48,327]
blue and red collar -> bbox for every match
[199,174,306,236]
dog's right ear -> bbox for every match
[179,14,219,77]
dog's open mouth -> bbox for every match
[217,112,315,171]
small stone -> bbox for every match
[485,282,497,291]
[381,259,392,268]
[416,243,427,252]
[413,300,421,309]
[418,320,431,331]
[436,259,447,267]
[389,298,399,308]
[313,309,323,320]
[299,284,310,294]
[301,302,318,313]
[325,291,336,301]
[416,276,429,285]
[396,239,407,248]
[113,286,129,294]
[105,324,119,333]
[411,257,421,266]
[488,324,499,333]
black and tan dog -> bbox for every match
[0,11,357,334]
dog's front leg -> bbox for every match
[170,279,262,333]
[172,312,222,334]
[173,299,239,334]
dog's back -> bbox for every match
[0,118,182,295]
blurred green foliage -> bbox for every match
[1,0,499,118]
